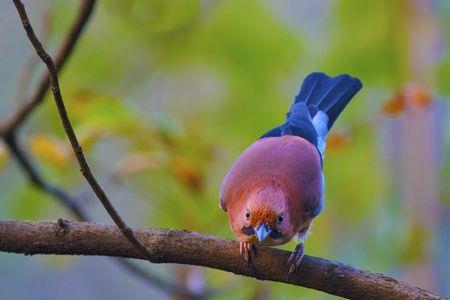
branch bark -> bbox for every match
[0,220,445,300]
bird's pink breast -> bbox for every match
[220,136,322,214]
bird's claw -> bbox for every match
[240,241,256,273]
[286,243,304,280]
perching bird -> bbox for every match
[219,72,362,277]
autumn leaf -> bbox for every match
[170,156,204,193]
[383,90,405,116]
[383,85,431,116]
[405,85,431,109]
[30,134,71,168]
[326,132,351,152]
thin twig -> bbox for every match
[11,0,154,265]
[0,0,96,135]
[0,220,445,300]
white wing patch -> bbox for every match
[312,111,329,155]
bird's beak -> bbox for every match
[255,223,272,244]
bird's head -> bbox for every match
[233,183,295,246]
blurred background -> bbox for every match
[1,0,449,299]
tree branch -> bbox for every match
[0,220,444,300]
[0,0,96,135]
[10,0,154,267]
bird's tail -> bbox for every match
[261,72,362,154]
[292,72,362,130]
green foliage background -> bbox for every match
[1,1,449,299]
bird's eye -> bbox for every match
[277,215,284,224]
[245,210,250,220]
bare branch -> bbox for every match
[0,220,444,300]
[10,0,154,266]
[0,0,96,135]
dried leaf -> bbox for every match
[406,85,431,109]
[383,85,431,116]
[326,132,351,152]
[170,156,204,193]
[30,134,71,168]
[383,91,405,116]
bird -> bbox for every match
[219,72,362,277]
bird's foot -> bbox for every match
[240,241,256,273]
[286,242,304,280]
